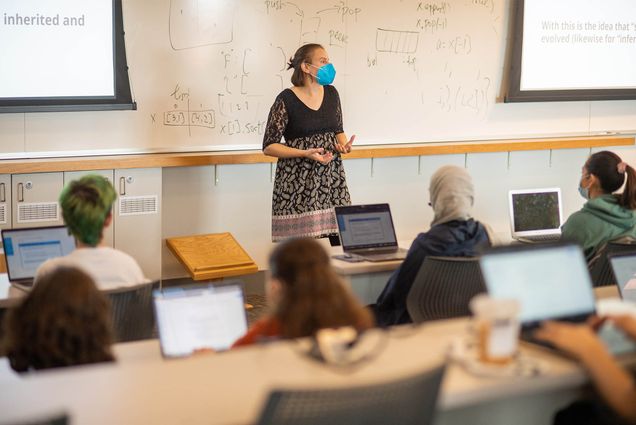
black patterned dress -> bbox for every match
[263,85,351,242]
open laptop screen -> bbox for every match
[154,283,248,357]
[335,204,398,250]
[2,226,76,282]
[480,244,595,325]
[610,253,636,302]
[510,189,561,233]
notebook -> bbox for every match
[480,243,636,355]
[508,188,563,242]
[609,252,636,302]
[334,204,408,262]
[153,282,248,358]
[2,226,76,290]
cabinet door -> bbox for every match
[0,175,11,232]
[114,168,162,281]
[12,173,64,228]
[63,170,115,248]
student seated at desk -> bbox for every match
[536,317,636,425]
[372,165,492,327]
[35,174,146,290]
[2,266,115,372]
[561,151,636,262]
[233,238,373,347]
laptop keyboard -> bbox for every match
[518,234,561,243]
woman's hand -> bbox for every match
[534,321,607,361]
[305,148,334,165]
[609,315,636,341]
[334,134,355,154]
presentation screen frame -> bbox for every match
[505,0,636,103]
[0,0,136,113]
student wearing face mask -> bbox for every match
[561,151,636,261]
[372,165,492,327]
[262,44,354,243]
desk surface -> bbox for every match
[0,317,590,425]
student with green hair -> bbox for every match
[35,174,146,290]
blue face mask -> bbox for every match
[310,63,336,85]
[578,185,589,200]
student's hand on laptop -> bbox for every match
[607,315,636,341]
[534,321,607,361]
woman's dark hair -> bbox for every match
[269,238,374,339]
[586,150,636,209]
[287,44,323,87]
[2,266,115,372]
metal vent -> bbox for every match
[119,195,158,216]
[17,202,59,223]
[0,204,6,225]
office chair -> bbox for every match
[255,364,446,425]
[589,237,636,288]
[105,281,159,343]
[406,256,486,323]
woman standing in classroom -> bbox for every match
[262,44,354,243]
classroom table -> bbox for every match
[0,313,623,425]
[241,237,409,305]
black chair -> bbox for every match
[588,237,636,288]
[406,256,486,323]
[105,281,159,343]
[255,364,446,425]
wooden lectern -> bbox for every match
[166,232,257,281]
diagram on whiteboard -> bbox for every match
[169,0,235,50]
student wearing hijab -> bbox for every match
[561,151,636,261]
[372,165,492,327]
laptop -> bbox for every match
[480,243,636,355]
[2,226,76,290]
[609,252,636,303]
[153,282,248,358]
[508,188,563,243]
[334,204,408,262]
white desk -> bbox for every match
[0,316,602,425]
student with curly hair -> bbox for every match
[233,238,373,347]
[3,266,115,372]
[35,174,146,289]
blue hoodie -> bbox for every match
[373,219,491,327]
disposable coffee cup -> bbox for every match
[469,295,521,364]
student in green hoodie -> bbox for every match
[561,151,636,261]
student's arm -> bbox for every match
[535,321,636,422]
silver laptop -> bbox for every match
[335,204,408,262]
[508,188,563,242]
[481,243,636,355]
[481,243,595,330]
[609,253,636,302]
[153,282,248,358]
[2,226,76,291]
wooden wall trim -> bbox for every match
[0,136,632,174]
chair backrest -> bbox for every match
[589,237,636,288]
[406,256,486,323]
[105,281,159,343]
[255,364,446,425]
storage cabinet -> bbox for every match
[11,173,64,228]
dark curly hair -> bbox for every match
[3,266,115,372]
[270,238,374,338]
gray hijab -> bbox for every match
[429,165,474,226]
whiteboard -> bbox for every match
[3,0,636,158]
